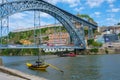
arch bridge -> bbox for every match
[0,0,97,49]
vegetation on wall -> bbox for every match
[90,48,99,53]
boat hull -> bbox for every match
[26,63,49,70]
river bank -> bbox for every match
[77,48,120,55]
[0,66,47,80]
[0,48,120,56]
[0,55,59,80]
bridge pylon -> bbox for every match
[0,0,9,45]
[88,27,94,39]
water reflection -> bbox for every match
[1,54,120,80]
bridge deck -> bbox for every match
[0,45,83,49]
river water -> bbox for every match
[0,54,120,80]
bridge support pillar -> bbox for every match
[74,49,76,54]
[88,27,94,39]
[0,0,9,45]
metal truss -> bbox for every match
[33,10,41,46]
[0,0,97,49]
[88,27,94,39]
[0,0,9,45]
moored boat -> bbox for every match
[26,62,49,70]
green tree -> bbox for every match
[77,13,97,25]
[43,36,49,41]
[118,33,120,37]
[90,48,98,53]
[92,41,102,47]
[87,39,102,47]
[87,39,94,45]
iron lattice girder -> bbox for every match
[0,0,96,48]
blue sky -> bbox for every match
[2,0,120,31]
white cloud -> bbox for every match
[74,7,84,12]
[9,17,34,29]
[106,0,116,4]
[40,21,51,26]
[106,17,117,25]
[91,12,101,18]
[94,12,101,15]
[41,12,52,18]
[70,3,78,7]
[109,4,114,8]
[9,18,51,31]
[9,11,53,31]
[10,13,27,19]
[107,0,116,9]
[111,8,120,12]
[62,0,80,7]
[86,0,104,8]
[86,0,116,8]
[45,0,80,7]
[107,8,120,12]
[45,0,59,5]
[106,17,113,21]
[104,14,118,26]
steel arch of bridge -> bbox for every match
[0,0,97,49]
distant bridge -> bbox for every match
[0,0,97,49]
[12,23,62,33]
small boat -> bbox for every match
[67,52,76,57]
[26,24,49,70]
[57,52,76,57]
[26,62,49,70]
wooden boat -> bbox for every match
[26,62,49,70]
[26,20,49,71]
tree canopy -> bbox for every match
[76,13,97,25]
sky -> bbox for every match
[1,0,120,31]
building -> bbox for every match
[98,25,120,34]
[103,34,119,43]
[42,32,74,52]
[48,32,70,46]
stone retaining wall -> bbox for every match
[0,66,47,80]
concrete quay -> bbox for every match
[0,66,47,80]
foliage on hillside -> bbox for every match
[6,26,66,45]
[76,13,97,25]
[118,33,120,37]
[87,39,102,47]
[0,26,67,56]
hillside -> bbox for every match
[8,26,66,45]
[0,26,67,56]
